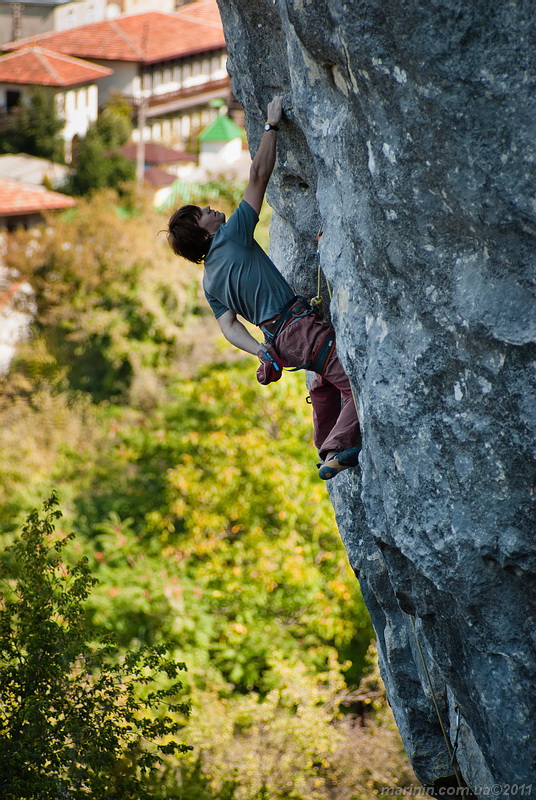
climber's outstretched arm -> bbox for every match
[243,95,283,215]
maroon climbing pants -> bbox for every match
[274,313,361,460]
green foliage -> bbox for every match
[95,91,133,149]
[4,190,199,402]
[0,87,65,162]
[66,93,134,195]
[0,493,191,800]
[62,363,373,695]
[170,646,417,800]
[67,131,135,195]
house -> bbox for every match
[0,0,182,46]
[0,1,98,46]
[0,45,112,159]
[198,114,244,170]
[2,0,232,149]
[115,141,194,177]
[0,175,75,230]
[114,140,195,202]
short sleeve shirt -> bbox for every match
[203,199,295,325]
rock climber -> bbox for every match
[166,95,361,479]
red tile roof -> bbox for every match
[2,9,225,65]
[117,142,194,164]
[175,0,224,30]
[143,166,176,188]
[0,177,76,216]
[0,46,112,87]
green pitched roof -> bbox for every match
[198,115,244,142]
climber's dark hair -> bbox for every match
[166,205,212,264]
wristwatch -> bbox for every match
[264,122,279,132]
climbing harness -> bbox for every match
[260,295,316,345]
[261,294,337,375]
[409,616,464,789]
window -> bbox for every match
[6,90,21,112]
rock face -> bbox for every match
[216,0,536,792]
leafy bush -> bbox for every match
[4,190,200,402]
[164,646,417,800]
[0,494,191,800]
[66,92,135,195]
[0,87,65,162]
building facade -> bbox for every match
[0,45,112,159]
[1,1,233,150]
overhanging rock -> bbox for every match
[216,0,536,791]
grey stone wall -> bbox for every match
[216,0,536,792]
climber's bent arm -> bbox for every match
[218,310,261,356]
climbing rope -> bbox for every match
[409,615,464,788]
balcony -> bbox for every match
[126,76,231,119]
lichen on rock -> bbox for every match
[217,0,536,792]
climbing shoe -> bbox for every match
[318,447,361,480]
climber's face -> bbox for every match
[198,206,226,235]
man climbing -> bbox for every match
[166,95,361,480]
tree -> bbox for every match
[0,87,65,162]
[67,93,135,195]
[95,91,133,149]
[0,493,191,800]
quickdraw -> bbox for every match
[310,229,332,312]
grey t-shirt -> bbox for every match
[203,199,295,325]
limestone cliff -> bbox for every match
[216,0,536,792]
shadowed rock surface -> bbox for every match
[216,0,536,792]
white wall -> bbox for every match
[53,0,108,31]
[90,61,138,104]
[199,138,242,168]
[59,83,99,159]
[122,0,175,14]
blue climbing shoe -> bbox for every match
[318,447,361,480]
